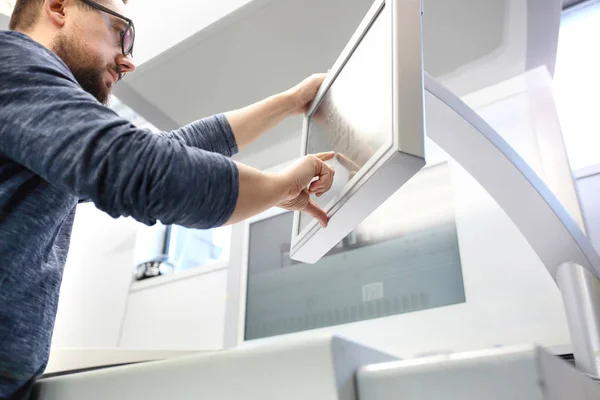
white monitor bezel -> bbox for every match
[237,205,291,346]
[289,0,426,264]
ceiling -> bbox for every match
[123,0,582,67]
[563,0,588,8]
[112,0,562,161]
[0,0,565,163]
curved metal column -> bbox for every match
[557,262,600,377]
[424,73,600,376]
[423,73,600,281]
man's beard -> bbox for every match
[51,33,116,105]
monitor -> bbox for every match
[290,0,426,264]
[242,162,464,342]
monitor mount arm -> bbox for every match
[424,73,600,378]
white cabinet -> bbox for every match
[119,267,228,350]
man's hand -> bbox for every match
[276,151,336,227]
[225,73,327,150]
[227,152,335,226]
[285,73,328,115]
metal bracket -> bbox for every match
[557,262,600,378]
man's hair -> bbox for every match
[9,0,128,31]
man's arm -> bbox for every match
[0,47,332,228]
[224,91,294,150]
[159,114,238,157]
[225,74,327,150]
[227,152,335,226]
[157,74,325,156]
[160,92,293,156]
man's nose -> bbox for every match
[117,54,136,77]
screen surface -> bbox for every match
[299,3,393,232]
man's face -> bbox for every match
[51,0,136,105]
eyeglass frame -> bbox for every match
[78,0,135,57]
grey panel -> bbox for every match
[422,0,507,78]
[527,0,562,74]
[536,346,600,399]
[245,164,465,341]
[248,212,297,276]
[358,346,544,400]
[357,345,600,400]
[33,335,397,400]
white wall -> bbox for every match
[51,204,139,349]
[460,67,584,230]
[50,203,168,350]
[554,1,600,171]
[119,267,227,350]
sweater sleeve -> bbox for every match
[158,114,239,157]
[0,44,238,229]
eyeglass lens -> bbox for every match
[123,24,135,55]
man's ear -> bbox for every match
[44,0,68,28]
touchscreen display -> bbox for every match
[300,4,393,232]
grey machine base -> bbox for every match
[33,335,600,400]
[358,345,600,400]
[32,335,396,400]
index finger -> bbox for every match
[310,156,335,195]
[336,153,360,172]
[313,151,335,162]
[303,199,329,228]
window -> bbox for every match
[165,225,231,271]
[554,0,600,171]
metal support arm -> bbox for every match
[557,262,600,377]
[423,73,600,377]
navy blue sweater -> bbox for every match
[0,30,239,398]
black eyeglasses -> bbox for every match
[78,0,135,56]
